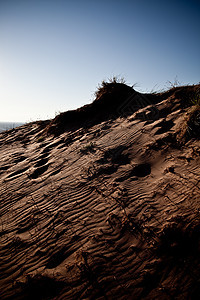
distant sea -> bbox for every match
[0,122,24,133]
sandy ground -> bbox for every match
[0,84,200,299]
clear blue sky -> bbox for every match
[0,0,199,122]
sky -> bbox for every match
[0,0,200,122]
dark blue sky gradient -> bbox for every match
[0,0,199,121]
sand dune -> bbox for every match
[0,83,200,299]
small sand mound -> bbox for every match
[45,82,160,136]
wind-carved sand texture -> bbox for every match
[0,83,200,299]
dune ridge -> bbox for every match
[0,83,200,299]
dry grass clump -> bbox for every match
[177,90,200,141]
[94,76,127,102]
[186,105,200,139]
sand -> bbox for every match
[0,84,200,299]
